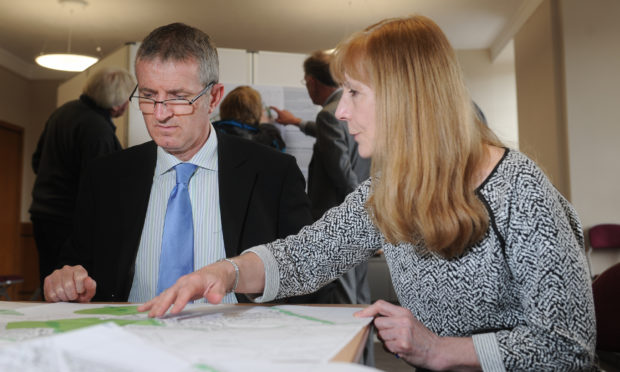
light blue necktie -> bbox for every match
[157,163,198,295]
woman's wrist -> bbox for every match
[217,258,239,293]
[428,336,481,372]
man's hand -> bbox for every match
[269,106,302,126]
[43,265,96,303]
[137,260,235,318]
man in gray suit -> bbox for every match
[270,50,371,305]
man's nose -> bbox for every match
[153,101,174,121]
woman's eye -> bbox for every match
[348,89,358,97]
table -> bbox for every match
[0,301,372,369]
[332,319,370,362]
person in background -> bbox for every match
[270,51,371,306]
[213,85,285,151]
[30,67,135,293]
[271,51,370,221]
[42,23,311,304]
[141,15,597,371]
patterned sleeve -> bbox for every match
[248,180,383,301]
[495,161,596,370]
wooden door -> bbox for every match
[0,121,23,289]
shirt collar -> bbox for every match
[155,123,219,176]
[323,88,342,106]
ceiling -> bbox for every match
[0,0,541,80]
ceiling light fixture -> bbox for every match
[35,0,98,72]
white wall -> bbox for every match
[218,48,252,85]
[458,43,519,148]
[561,0,620,273]
[254,51,307,87]
[127,43,148,147]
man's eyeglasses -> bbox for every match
[129,82,215,115]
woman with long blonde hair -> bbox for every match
[142,15,596,371]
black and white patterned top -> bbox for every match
[248,149,597,371]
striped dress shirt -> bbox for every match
[128,127,237,304]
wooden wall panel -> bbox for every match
[20,223,40,300]
[0,121,23,300]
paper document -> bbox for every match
[0,302,376,372]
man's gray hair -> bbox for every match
[135,22,219,86]
[82,67,135,109]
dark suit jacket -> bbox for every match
[60,131,312,301]
[294,90,371,305]
[30,94,122,222]
[304,90,370,220]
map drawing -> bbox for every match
[0,302,376,372]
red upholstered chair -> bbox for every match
[588,225,620,369]
[592,262,620,353]
[588,224,620,251]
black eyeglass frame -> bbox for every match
[129,81,216,113]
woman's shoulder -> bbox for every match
[484,149,580,228]
[498,149,541,176]
[486,148,554,194]
[356,178,372,197]
[479,148,570,226]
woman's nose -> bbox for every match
[335,100,349,121]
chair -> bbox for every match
[588,224,620,250]
[592,262,620,372]
[587,224,620,280]
[0,275,24,300]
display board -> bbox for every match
[213,83,319,182]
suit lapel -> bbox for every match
[109,141,157,298]
[217,132,258,257]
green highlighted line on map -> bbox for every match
[193,364,221,372]
[0,309,23,316]
[271,307,334,325]
[74,305,144,316]
[6,317,162,333]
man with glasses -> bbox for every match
[43,23,312,304]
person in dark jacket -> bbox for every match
[30,67,135,291]
[270,51,371,306]
[214,85,285,151]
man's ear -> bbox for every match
[207,84,224,114]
